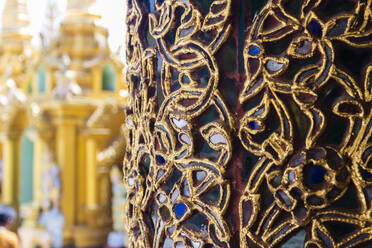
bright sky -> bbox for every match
[0,0,127,56]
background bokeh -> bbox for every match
[0,0,127,59]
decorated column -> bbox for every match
[1,129,22,226]
[83,127,110,225]
[50,104,94,245]
[123,0,372,247]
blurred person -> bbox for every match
[0,205,18,248]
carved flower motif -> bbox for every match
[267,147,350,224]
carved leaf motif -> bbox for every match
[337,30,372,48]
[347,0,372,32]
[175,8,202,43]
[155,122,176,153]
[292,88,318,107]
[288,36,316,58]
[201,0,230,32]
[264,57,289,76]
[305,108,325,149]
[239,194,260,229]
[239,95,270,151]
[261,25,297,42]
[333,99,364,118]
[239,76,265,103]
[200,122,231,167]
[149,3,173,38]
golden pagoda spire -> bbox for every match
[2,0,30,35]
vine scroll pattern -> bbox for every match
[123,0,372,247]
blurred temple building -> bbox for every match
[0,0,128,247]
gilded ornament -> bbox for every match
[123,0,372,247]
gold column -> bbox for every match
[48,103,95,246]
[86,137,97,208]
[2,131,22,229]
[55,117,76,244]
[75,127,111,248]
[84,128,109,226]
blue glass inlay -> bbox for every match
[248,45,261,56]
[307,19,323,38]
[156,155,166,165]
[248,121,259,130]
[174,203,187,219]
[157,0,165,5]
[309,165,326,185]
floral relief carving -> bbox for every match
[124,0,372,247]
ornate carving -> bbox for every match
[123,0,372,247]
[124,0,232,247]
[239,0,372,247]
